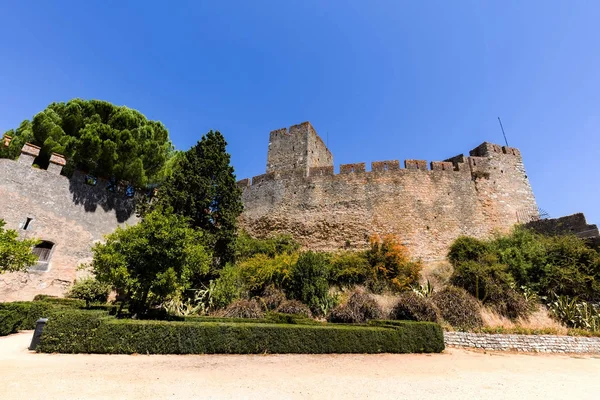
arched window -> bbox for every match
[31,241,54,271]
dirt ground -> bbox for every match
[1,331,600,400]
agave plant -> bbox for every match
[412,279,434,298]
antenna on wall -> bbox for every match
[497,117,509,147]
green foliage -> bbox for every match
[0,310,20,336]
[38,309,445,354]
[450,260,530,320]
[91,209,211,314]
[412,279,435,298]
[0,219,39,273]
[235,231,300,261]
[448,236,491,267]
[431,286,483,330]
[391,292,441,323]
[66,277,111,307]
[286,251,331,315]
[220,299,265,319]
[546,293,600,332]
[366,234,422,292]
[448,227,600,319]
[210,264,247,309]
[151,131,243,265]
[327,290,382,323]
[538,235,600,301]
[328,251,371,287]
[237,252,298,294]
[2,99,172,186]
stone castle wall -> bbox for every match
[238,122,538,260]
[0,146,138,301]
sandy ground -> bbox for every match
[1,331,600,400]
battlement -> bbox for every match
[241,125,526,188]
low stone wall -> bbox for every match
[444,332,600,353]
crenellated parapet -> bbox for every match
[239,134,527,189]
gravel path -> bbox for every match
[1,331,600,400]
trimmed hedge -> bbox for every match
[0,310,20,336]
[38,310,445,354]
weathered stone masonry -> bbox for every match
[238,121,539,261]
[0,143,138,301]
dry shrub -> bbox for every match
[260,285,286,310]
[367,234,422,292]
[327,290,382,323]
[481,305,567,334]
[431,286,482,330]
[220,299,265,319]
[275,300,312,318]
[370,292,398,319]
[391,291,440,323]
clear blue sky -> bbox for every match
[1,1,598,224]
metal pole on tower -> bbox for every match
[498,117,509,147]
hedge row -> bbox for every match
[38,310,445,354]
[0,299,112,336]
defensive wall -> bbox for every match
[0,140,138,301]
[238,121,539,260]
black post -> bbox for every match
[29,318,48,351]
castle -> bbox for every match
[237,121,539,260]
[1,122,539,300]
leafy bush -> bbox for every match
[286,251,331,315]
[66,277,111,307]
[275,300,312,318]
[0,310,20,336]
[391,292,440,323]
[327,290,382,323]
[328,251,371,287]
[237,253,298,294]
[235,231,300,261]
[210,264,246,309]
[366,234,422,292]
[450,260,530,320]
[220,299,265,319]
[91,208,211,315]
[448,228,600,304]
[38,310,445,354]
[0,219,39,273]
[448,236,491,267]
[431,286,483,330]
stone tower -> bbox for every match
[266,121,333,177]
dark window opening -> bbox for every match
[23,217,33,230]
[31,241,54,272]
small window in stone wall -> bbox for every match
[30,241,54,272]
[22,217,33,230]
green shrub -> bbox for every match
[448,236,490,267]
[220,299,265,319]
[38,310,445,354]
[275,300,312,318]
[238,253,298,293]
[66,278,111,307]
[210,264,246,309]
[265,312,318,325]
[286,251,331,315]
[327,291,382,323]
[431,286,483,330]
[450,260,530,320]
[235,231,300,261]
[391,292,440,323]
[0,301,57,330]
[329,251,371,287]
[0,310,20,336]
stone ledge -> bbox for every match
[444,331,600,353]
